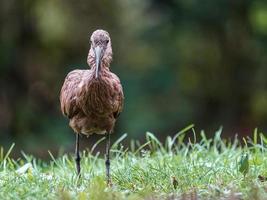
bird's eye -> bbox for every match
[106,40,109,44]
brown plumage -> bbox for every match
[60,29,124,184]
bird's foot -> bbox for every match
[107,178,113,187]
[75,157,81,177]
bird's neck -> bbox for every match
[87,50,112,79]
[91,63,110,79]
[87,48,112,67]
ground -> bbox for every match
[1,125,267,200]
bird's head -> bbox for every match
[87,29,113,79]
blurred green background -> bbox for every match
[0,0,267,157]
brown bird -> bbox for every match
[60,29,124,184]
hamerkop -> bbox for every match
[60,29,124,184]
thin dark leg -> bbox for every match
[75,133,81,176]
[105,132,111,185]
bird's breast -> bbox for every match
[85,77,115,115]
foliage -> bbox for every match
[239,153,249,177]
[1,126,267,199]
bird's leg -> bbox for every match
[75,133,81,177]
[105,132,111,185]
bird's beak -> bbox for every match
[94,46,103,79]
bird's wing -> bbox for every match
[111,73,124,119]
[60,70,84,118]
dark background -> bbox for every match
[1,0,267,157]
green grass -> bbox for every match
[1,125,267,199]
